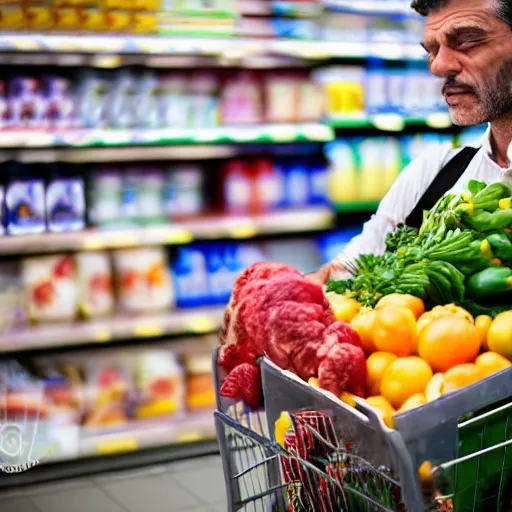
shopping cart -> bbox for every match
[213,348,512,511]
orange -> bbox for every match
[326,292,361,323]
[398,393,426,413]
[418,315,481,373]
[308,377,319,388]
[431,304,474,323]
[417,305,473,337]
[488,311,512,360]
[376,293,425,320]
[380,357,433,409]
[425,373,444,403]
[372,306,417,357]
[351,309,377,353]
[475,352,512,378]
[418,461,433,486]
[366,352,398,396]
[475,315,493,350]
[274,412,292,447]
[443,363,483,395]
[365,396,396,428]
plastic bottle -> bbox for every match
[324,139,358,204]
[253,158,283,212]
[284,160,310,207]
[172,246,210,308]
[223,160,252,214]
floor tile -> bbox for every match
[0,488,24,499]
[0,496,40,512]
[102,474,200,512]
[24,478,92,496]
[31,486,127,512]
[92,464,168,484]
[170,466,227,504]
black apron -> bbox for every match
[404,146,480,229]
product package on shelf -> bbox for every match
[112,247,174,313]
[182,351,216,411]
[134,350,186,419]
[46,175,86,233]
[76,251,115,319]
[22,254,78,323]
[0,260,26,334]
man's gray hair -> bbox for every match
[411,0,512,28]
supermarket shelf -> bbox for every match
[327,113,452,132]
[0,419,218,488]
[0,123,334,149]
[0,306,225,353]
[240,0,323,17]
[335,200,380,213]
[0,208,335,255]
[78,411,216,460]
[323,0,418,15]
[0,34,427,61]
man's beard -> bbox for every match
[443,59,512,126]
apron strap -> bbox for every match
[405,146,480,229]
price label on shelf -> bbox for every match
[83,235,104,251]
[178,432,203,444]
[230,224,257,239]
[185,315,217,334]
[133,323,164,338]
[93,330,112,343]
[97,437,139,455]
[165,229,194,245]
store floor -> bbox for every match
[0,454,228,512]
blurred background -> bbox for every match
[0,0,487,506]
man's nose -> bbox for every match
[430,45,463,77]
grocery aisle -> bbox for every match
[0,454,227,512]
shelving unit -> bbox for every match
[0,306,225,354]
[0,207,335,255]
[0,1,461,482]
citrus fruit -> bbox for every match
[425,373,444,403]
[488,311,512,360]
[475,315,493,350]
[418,315,480,372]
[475,352,512,378]
[326,292,361,323]
[443,364,483,395]
[366,352,398,396]
[308,377,319,388]
[417,311,438,336]
[351,309,377,353]
[398,393,426,413]
[365,396,395,428]
[418,461,433,485]
[274,412,292,447]
[431,304,474,323]
[376,293,425,320]
[380,357,433,409]
[371,306,417,357]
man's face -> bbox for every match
[423,0,512,125]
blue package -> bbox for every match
[171,245,210,308]
[317,228,363,264]
[308,162,329,205]
[270,19,319,40]
[6,178,46,235]
[46,177,85,233]
[284,160,310,208]
[206,244,233,306]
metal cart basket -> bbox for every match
[214,348,512,511]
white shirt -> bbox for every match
[331,125,512,278]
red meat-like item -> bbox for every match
[218,262,367,409]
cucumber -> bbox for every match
[466,267,512,301]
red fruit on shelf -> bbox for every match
[54,255,74,279]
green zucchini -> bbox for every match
[466,267,512,300]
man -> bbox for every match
[308,0,512,285]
